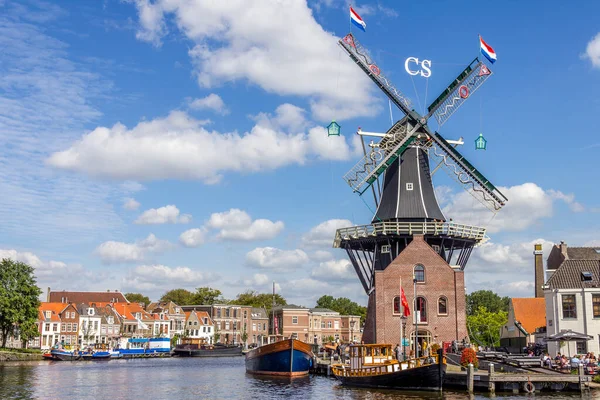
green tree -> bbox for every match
[0,259,42,348]
[160,288,195,305]
[192,287,223,305]
[19,321,40,348]
[233,290,287,313]
[315,295,367,323]
[467,306,508,348]
[124,293,151,306]
[466,290,510,316]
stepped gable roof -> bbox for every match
[48,290,128,304]
[546,260,600,289]
[511,298,546,334]
[567,247,600,260]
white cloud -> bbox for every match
[122,264,220,292]
[123,197,140,211]
[130,0,379,121]
[0,248,103,291]
[207,208,284,241]
[238,273,270,287]
[548,189,585,212]
[310,250,334,261]
[584,32,600,68]
[279,277,365,307]
[469,238,554,274]
[443,183,585,233]
[189,93,229,115]
[135,205,191,224]
[245,247,309,272]
[311,259,355,282]
[302,219,353,247]
[179,228,207,248]
[95,234,172,264]
[47,106,359,183]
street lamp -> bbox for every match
[233,320,236,345]
[350,320,356,344]
[401,315,407,360]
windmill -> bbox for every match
[332,33,508,296]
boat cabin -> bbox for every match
[344,343,442,375]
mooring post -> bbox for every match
[467,363,474,393]
[578,363,586,392]
[488,363,495,394]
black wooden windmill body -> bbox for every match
[333,33,508,295]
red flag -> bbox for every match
[401,287,411,316]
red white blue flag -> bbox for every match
[479,35,497,64]
[350,7,366,32]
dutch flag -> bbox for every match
[479,35,497,64]
[350,7,366,32]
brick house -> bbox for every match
[147,301,186,339]
[271,305,310,342]
[340,315,362,343]
[250,307,269,347]
[202,304,252,345]
[309,308,341,344]
[367,235,468,353]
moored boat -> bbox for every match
[331,343,446,391]
[81,351,111,361]
[245,339,314,377]
[173,338,243,357]
[50,349,81,361]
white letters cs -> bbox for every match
[404,57,432,78]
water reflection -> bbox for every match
[1,358,599,400]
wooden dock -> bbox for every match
[444,363,591,394]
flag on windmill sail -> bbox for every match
[479,35,497,64]
[401,286,410,316]
[350,7,366,32]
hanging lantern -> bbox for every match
[327,120,341,136]
[475,133,487,150]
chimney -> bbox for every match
[534,243,544,298]
[560,241,568,258]
[46,287,51,302]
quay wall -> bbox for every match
[0,351,43,362]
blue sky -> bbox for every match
[1,0,599,306]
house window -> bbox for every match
[321,322,325,328]
[327,321,332,328]
[61,323,66,332]
[593,294,600,318]
[562,294,576,318]
[225,322,230,330]
[53,324,58,332]
[292,316,298,324]
[415,297,427,323]
[45,311,51,318]
[414,264,425,282]
[393,296,401,314]
[406,183,414,191]
[73,323,77,331]
[381,244,391,254]
[225,309,230,318]
[438,297,448,315]
[253,323,256,331]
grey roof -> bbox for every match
[273,304,307,311]
[373,146,445,223]
[567,247,600,260]
[546,260,600,289]
[309,308,338,314]
[251,307,268,318]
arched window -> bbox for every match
[415,296,427,323]
[438,296,448,315]
[414,264,425,282]
[393,296,401,314]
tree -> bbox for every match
[0,259,42,348]
[233,290,287,313]
[467,306,508,348]
[466,290,509,316]
[19,320,39,348]
[160,288,195,305]
[124,293,151,306]
[315,295,367,323]
[192,287,223,305]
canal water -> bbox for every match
[1,357,599,400]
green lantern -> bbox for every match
[327,120,341,136]
[475,133,487,150]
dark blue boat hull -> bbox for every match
[245,339,313,377]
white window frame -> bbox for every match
[292,316,298,325]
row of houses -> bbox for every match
[500,242,600,356]
[4,289,362,350]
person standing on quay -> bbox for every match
[395,344,401,361]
